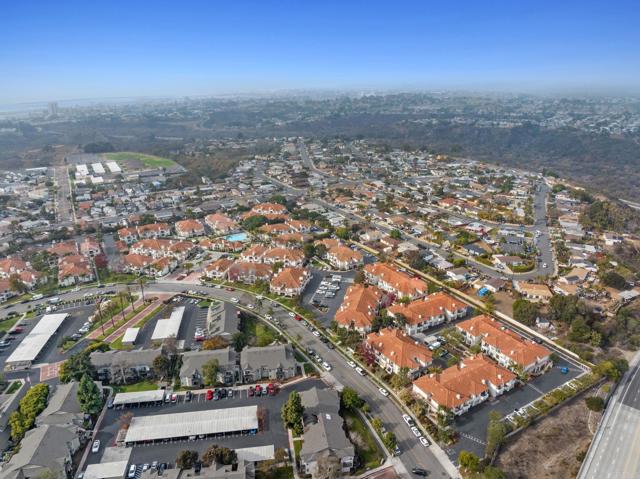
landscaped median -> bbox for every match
[110,303,167,349]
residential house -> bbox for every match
[179,348,238,387]
[270,267,311,297]
[364,263,428,299]
[412,354,517,416]
[335,284,383,333]
[365,328,432,378]
[90,349,160,384]
[299,387,355,478]
[203,258,235,280]
[206,301,239,339]
[457,315,551,374]
[57,254,94,287]
[326,246,363,270]
[387,292,469,335]
[513,281,553,302]
[240,344,299,383]
[175,219,205,238]
[227,262,272,284]
[204,213,237,234]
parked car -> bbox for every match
[410,426,422,437]
[127,465,137,478]
[379,388,389,397]
[411,468,428,476]
[248,386,255,397]
[347,360,356,368]
[355,367,366,376]
[185,391,192,402]
[206,389,214,401]
[322,361,332,371]
[170,394,178,404]
[419,436,431,447]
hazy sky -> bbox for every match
[2,0,639,103]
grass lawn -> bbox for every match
[293,439,303,462]
[344,409,385,473]
[255,466,293,479]
[113,380,158,394]
[198,300,212,308]
[104,151,177,169]
[4,381,22,395]
[0,316,20,333]
[242,316,278,347]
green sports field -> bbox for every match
[104,151,177,169]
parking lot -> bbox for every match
[84,378,325,470]
[445,358,584,460]
[300,269,354,326]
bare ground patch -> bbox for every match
[496,389,603,479]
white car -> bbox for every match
[247,304,255,310]
[379,388,389,397]
[288,312,296,318]
[312,330,320,337]
[322,361,332,371]
[402,414,414,425]
[347,360,357,368]
[265,314,273,321]
[127,465,137,479]
[355,367,366,376]
[411,426,422,437]
[419,436,430,447]
[230,297,239,303]
[91,440,100,453]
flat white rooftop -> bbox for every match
[84,461,129,479]
[6,313,68,365]
[106,161,121,173]
[124,405,258,443]
[236,445,275,462]
[122,327,140,344]
[151,306,184,341]
[113,389,165,406]
[92,162,106,174]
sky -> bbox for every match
[1,0,639,104]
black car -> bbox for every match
[185,391,192,402]
[411,468,428,476]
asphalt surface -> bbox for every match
[579,352,640,479]
[85,379,327,469]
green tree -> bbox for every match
[383,431,397,450]
[60,351,95,383]
[9,383,49,441]
[335,227,351,240]
[389,229,402,240]
[485,411,507,457]
[232,332,246,352]
[77,374,103,415]
[281,391,304,435]
[602,270,626,289]
[483,466,506,479]
[458,450,481,473]
[152,355,171,378]
[201,445,237,466]
[340,387,364,410]
[241,215,268,231]
[512,298,540,326]
[202,358,219,386]
[176,450,199,470]
[8,274,28,294]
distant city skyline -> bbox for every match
[2,0,639,103]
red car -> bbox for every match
[226,287,234,291]
[206,389,214,401]
[9,327,24,335]
[255,385,262,395]
[294,315,302,321]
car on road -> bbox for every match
[419,436,431,447]
[347,360,356,368]
[288,312,296,318]
[322,361,332,371]
[312,330,320,337]
[265,314,273,321]
[411,468,428,476]
[543,262,548,268]
[127,465,137,479]
[355,367,366,376]
[411,426,422,437]
[379,388,389,397]
[230,297,239,303]
[194,329,205,341]
[247,304,255,309]
[91,440,100,453]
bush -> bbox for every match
[585,396,605,412]
[9,383,49,441]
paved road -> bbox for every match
[294,142,554,281]
[147,282,457,478]
[579,352,640,479]
[54,163,74,224]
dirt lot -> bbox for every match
[496,388,603,479]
